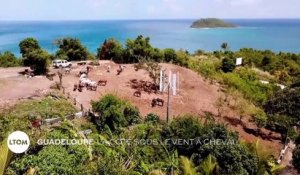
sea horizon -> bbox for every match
[1,18,300,55]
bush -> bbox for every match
[264,87,300,122]
[92,94,141,132]
[55,38,90,61]
[0,96,76,142]
[175,50,190,67]
[221,57,236,73]
[164,48,177,62]
[145,113,161,124]
[97,38,124,62]
[19,38,40,57]
[188,58,220,79]
[0,51,20,67]
[221,72,274,104]
[23,49,51,74]
[266,114,297,134]
[7,144,89,175]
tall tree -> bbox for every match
[97,38,124,62]
[19,38,51,74]
[19,38,41,57]
[23,49,51,74]
[55,38,90,61]
[124,35,154,63]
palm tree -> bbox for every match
[179,156,200,175]
[243,140,285,175]
[158,143,179,175]
[199,155,217,175]
[221,42,229,51]
[0,139,13,175]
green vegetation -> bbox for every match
[91,94,141,132]
[264,87,300,121]
[0,139,12,175]
[0,93,76,142]
[1,94,283,174]
[95,36,300,145]
[20,38,52,74]
[97,38,124,62]
[264,87,300,134]
[221,57,236,73]
[0,51,20,67]
[23,49,52,74]
[145,113,161,124]
[6,124,89,175]
[19,37,41,57]
[191,18,236,28]
[55,37,94,61]
[1,35,300,173]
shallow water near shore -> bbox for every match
[0,19,300,55]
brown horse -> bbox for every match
[98,80,107,86]
[133,91,141,97]
[73,84,78,91]
[151,98,164,107]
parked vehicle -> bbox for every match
[52,60,72,68]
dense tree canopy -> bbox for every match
[55,38,91,61]
[92,94,141,132]
[221,57,236,73]
[6,127,89,175]
[19,38,51,74]
[23,49,51,74]
[97,38,124,62]
[264,87,300,122]
[19,38,41,57]
[0,51,20,67]
[164,48,177,62]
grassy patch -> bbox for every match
[0,95,77,142]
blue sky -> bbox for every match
[0,0,299,20]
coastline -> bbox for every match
[1,19,300,54]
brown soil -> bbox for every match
[0,61,283,155]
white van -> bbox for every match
[52,60,72,68]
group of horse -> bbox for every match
[71,64,165,107]
[73,73,108,92]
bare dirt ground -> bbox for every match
[0,61,283,155]
[0,67,52,109]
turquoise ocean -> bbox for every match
[0,19,300,55]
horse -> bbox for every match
[117,68,122,75]
[73,84,78,91]
[133,91,141,97]
[151,98,164,107]
[86,81,97,91]
[98,80,107,86]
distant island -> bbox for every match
[191,18,237,28]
